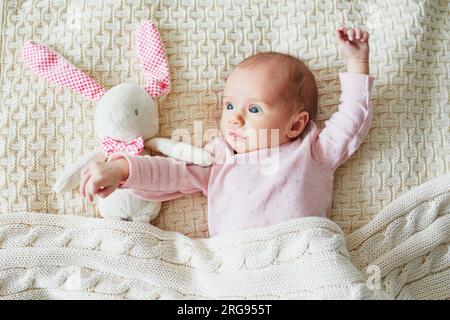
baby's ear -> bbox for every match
[135,21,171,98]
[287,111,309,139]
[21,41,106,102]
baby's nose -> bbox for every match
[229,115,244,127]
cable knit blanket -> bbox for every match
[1,174,448,299]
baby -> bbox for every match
[80,27,373,236]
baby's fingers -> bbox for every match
[85,181,98,203]
[335,27,347,44]
[354,28,362,40]
[97,185,116,199]
[362,31,369,42]
[80,168,90,198]
[85,175,105,203]
[346,28,355,41]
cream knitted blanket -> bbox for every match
[1,174,448,299]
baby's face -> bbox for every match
[221,64,295,154]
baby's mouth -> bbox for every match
[227,129,247,141]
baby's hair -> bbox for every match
[237,52,318,121]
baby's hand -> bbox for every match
[80,159,129,203]
[336,26,369,63]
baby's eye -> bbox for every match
[248,105,262,113]
[134,109,139,116]
[225,102,234,110]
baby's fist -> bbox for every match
[336,26,369,63]
[79,159,129,203]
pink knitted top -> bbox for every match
[110,72,374,236]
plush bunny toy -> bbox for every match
[21,21,213,222]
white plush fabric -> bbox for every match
[0,173,448,299]
[1,1,449,238]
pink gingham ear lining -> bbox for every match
[21,20,171,101]
[136,21,171,98]
[21,41,107,102]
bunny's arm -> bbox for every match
[53,147,107,193]
[145,138,213,167]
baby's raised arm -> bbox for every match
[312,27,374,172]
[336,26,370,74]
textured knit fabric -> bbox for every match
[0,173,448,299]
[110,72,374,236]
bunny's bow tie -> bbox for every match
[101,136,145,156]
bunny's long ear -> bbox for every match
[21,41,106,102]
[136,21,171,97]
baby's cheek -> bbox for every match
[268,128,282,146]
[220,113,228,127]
